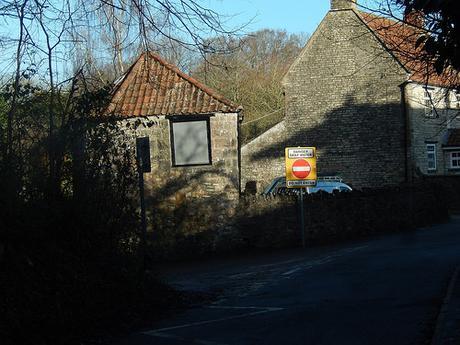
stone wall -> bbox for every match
[237,184,448,248]
[241,121,287,193]
[420,176,460,213]
[148,182,450,260]
[87,112,240,245]
[282,9,409,188]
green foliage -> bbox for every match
[0,78,171,345]
[395,0,460,77]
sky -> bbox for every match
[1,1,386,82]
[206,0,331,35]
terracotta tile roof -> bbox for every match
[105,52,241,117]
[358,11,459,88]
[446,129,460,147]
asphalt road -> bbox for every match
[118,217,460,345]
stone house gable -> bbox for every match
[281,9,409,90]
[242,0,460,192]
[277,3,408,189]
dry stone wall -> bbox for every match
[149,182,451,261]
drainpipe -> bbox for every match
[400,82,412,183]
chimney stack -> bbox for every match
[331,0,357,10]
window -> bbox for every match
[424,88,435,117]
[170,118,211,166]
[426,144,437,171]
[450,151,460,169]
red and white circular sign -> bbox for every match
[292,159,311,179]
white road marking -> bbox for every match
[235,245,369,276]
[149,331,229,345]
[282,267,303,276]
[142,306,284,334]
[228,271,259,279]
[280,246,369,277]
[208,306,284,311]
[226,245,370,293]
[147,245,370,342]
[250,258,307,269]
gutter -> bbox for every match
[400,81,412,183]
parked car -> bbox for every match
[262,176,352,196]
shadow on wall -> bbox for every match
[146,181,451,262]
[143,163,241,260]
[245,93,406,190]
[143,91,412,260]
[236,184,449,249]
[79,115,454,264]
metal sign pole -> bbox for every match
[137,164,147,272]
[300,187,306,248]
[136,137,151,275]
[285,147,316,249]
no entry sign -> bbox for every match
[285,147,317,188]
[292,159,311,179]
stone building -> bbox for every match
[103,52,243,237]
[242,0,460,191]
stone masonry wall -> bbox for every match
[236,184,449,249]
[148,181,451,260]
[241,121,287,193]
[283,9,409,188]
[96,113,240,245]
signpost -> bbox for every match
[285,147,317,248]
[136,137,151,274]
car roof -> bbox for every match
[262,176,352,195]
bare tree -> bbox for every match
[0,0,248,199]
[193,29,308,143]
[4,0,28,163]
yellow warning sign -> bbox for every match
[285,147,317,188]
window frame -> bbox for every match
[450,151,460,170]
[426,143,437,171]
[169,116,212,167]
